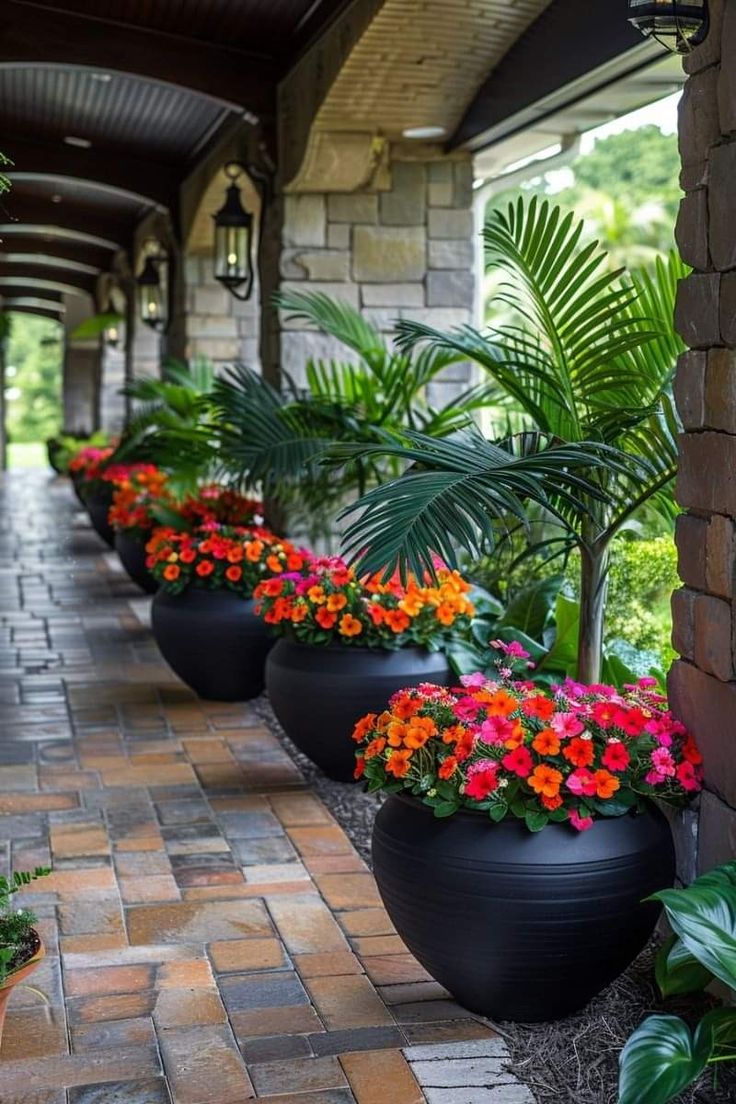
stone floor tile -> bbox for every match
[340,1050,423,1104]
[158,1024,254,1103]
[336,909,395,938]
[209,937,286,973]
[268,792,334,826]
[314,874,382,910]
[64,963,156,998]
[219,969,310,1014]
[363,955,433,986]
[255,1094,355,1104]
[266,894,350,954]
[0,1005,69,1059]
[239,1032,313,1063]
[287,826,354,856]
[0,1046,162,1093]
[126,899,272,943]
[66,991,159,1024]
[309,1025,405,1057]
[230,1005,324,1040]
[153,987,227,1028]
[305,974,394,1030]
[67,1079,172,1104]
[119,874,181,903]
[156,958,214,988]
[249,1055,348,1096]
[293,951,364,978]
[401,1020,496,1047]
[70,1016,157,1053]
[352,935,407,956]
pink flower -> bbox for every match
[490,639,530,660]
[502,746,534,778]
[551,712,585,738]
[569,810,594,832]
[566,769,597,797]
[453,696,483,722]
[479,716,516,746]
[645,769,667,786]
[460,672,487,689]
[651,747,676,777]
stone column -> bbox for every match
[669,0,736,873]
[279,150,475,401]
[99,341,127,433]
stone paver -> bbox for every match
[0,471,532,1102]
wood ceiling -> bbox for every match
[0,0,353,317]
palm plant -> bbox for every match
[207,289,495,540]
[337,198,685,683]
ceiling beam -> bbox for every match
[1,1,276,117]
[2,138,177,208]
[0,194,135,250]
[449,0,655,152]
[0,236,110,270]
[0,276,91,299]
[0,262,96,294]
[1,304,66,323]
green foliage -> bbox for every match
[69,312,124,340]
[3,314,63,444]
[0,150,11,195]
[0,867,51,984]
[343,198,684,680]
[52,431,111,475]
[618,862,736,1103]
[605,537,678,664]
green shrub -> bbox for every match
[605,537,678,666]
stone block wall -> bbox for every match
[182,255,260,371]
[279,152,476,405]
[669,0,736,873]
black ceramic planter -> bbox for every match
[115,531,158,594]
[84,485,115,547]
[266,640,453,782]
[152,587,273,701]
[372,795,675,1022]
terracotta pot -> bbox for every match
[265,640,453,781]
[373,796,674,1022]
[0,937,45,1042]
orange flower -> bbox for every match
[399,592,424,616]
[258,578,283,597]
[315,607,337,630]
[541,793,563,811]
[307,586,326,605]
[483,689,518,717]
[528,764,563,798]
[385,749,413,778]
[266,554,283,573]
[352,713,377,742]
[163,564,180,581]
[563,737,594,769]
[392,695,422,721]
[385,609,410,633]
[327,593,348,612]
[594,769,621,799]
[532,728,560,756]
[435,603,456,626]
[244,540,264,562]
[502,720,525,750]
[291,604,308,623]
[375,711,393,733]
[438,756,458,779]
[364,737,387,760]
[442,723,467,745]
[225,565,242,583]
[179,547,197,564]
[386,721,407,747]
[523,696,556,722]
[226,546,244,564]
[339,614,363,637]
[196,560,214,577]
[366,603,385,626]
[354,756,365,780]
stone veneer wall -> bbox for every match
[182,256,261,371]
[279,151,476,404]
[669,0,736,876]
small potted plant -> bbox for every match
[147,524,307,701]
[353,641,702,1022]
[255,555,474,780]
[109,466,170,592]
[0,868,51,1043]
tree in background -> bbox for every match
[4,314,63,444]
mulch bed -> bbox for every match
[259,695,735,1104]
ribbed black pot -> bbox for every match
[152,587,273,701]
[46,439,63,473]
[372,795,675,1022]
[115,531,158,594]
[84,485,115,547]
[266,640,453,782]
[70,471,86,505]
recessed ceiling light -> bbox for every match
[64,136,92,149]
[90,72,112,82]
[402,125,446,140]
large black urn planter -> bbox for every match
[372,795,675,1023]
[115,531,157,594]
[84,485,115,547]
[152,588,273,701]
[266,641,453,782]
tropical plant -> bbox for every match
[206,289,494,538]
[337,199,685,682]
[0,867,51,984]
[618,861,736,1104]
[0,151,11,196]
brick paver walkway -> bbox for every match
[0,471,535,1104]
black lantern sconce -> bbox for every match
[136,243,168,330]
[213,162,267,302]
[628,0,709,53]
[104,320,120,349]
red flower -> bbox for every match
[225,565,242,582]
[563,737,594,769]
[315,607,337,630]
[354,756,365,780]
[438,756,458,780]
[196,560,214,577]
[522,695,555,722]
[501,746,533,778]
[464,766,499,800]
[602,741,630,772]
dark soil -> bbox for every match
[260,694,736,1104]
[3,927,40,979]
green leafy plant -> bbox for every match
[618,861,736,1104]
[0,868,51,984]
[0,151,11,196]
[338,199,685,683]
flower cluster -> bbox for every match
[145,524,308,599]
[253,555,474,650]
[177,486,263,528]
[68,445,115,480]
[109,466,170,539]
[352,643,702,831]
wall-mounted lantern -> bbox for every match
[136,244,168,330]
[628,0,709,53]
[213,162,259,302]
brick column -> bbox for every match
[669,0,736,872]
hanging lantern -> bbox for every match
[104,322,119,349]
[213,163,255,301]
[628,0,709,53]
[136,253,167,330]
